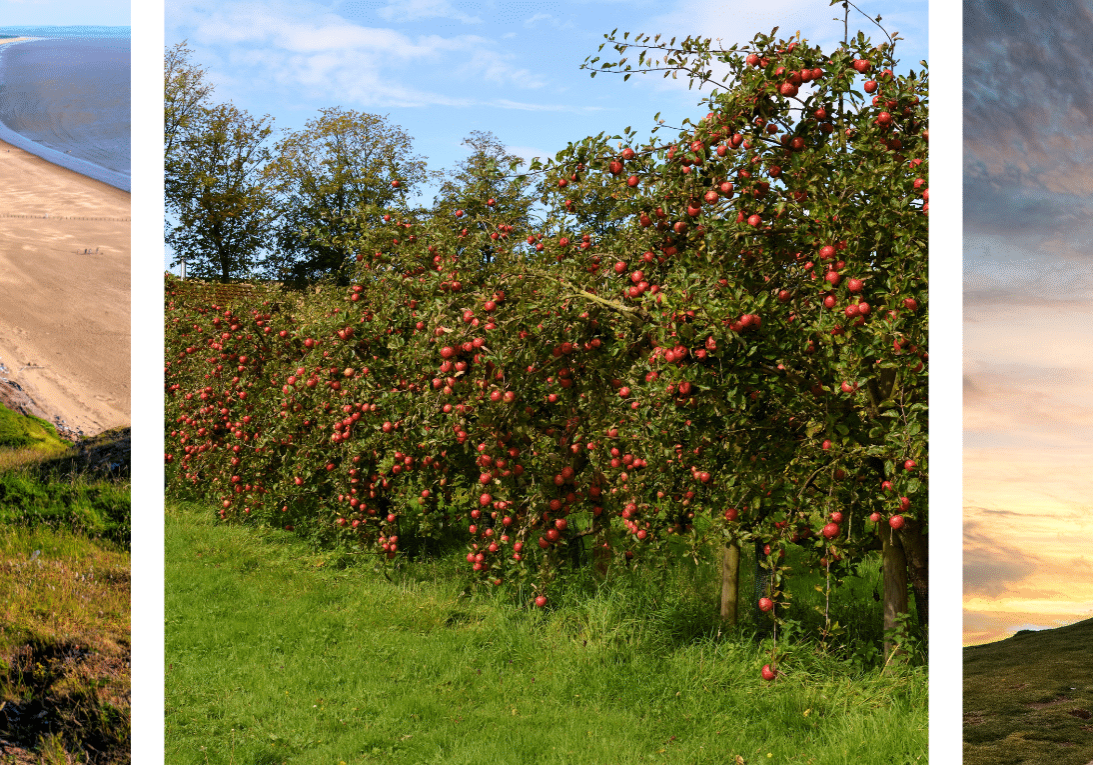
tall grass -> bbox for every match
[0,467,130,546]
[0,420,130,549]
[0,523,130,764]
[166,499,926,765]
[0,414,131,763]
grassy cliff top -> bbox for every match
[965,617,1093,764]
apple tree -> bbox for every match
[165,25,927,672]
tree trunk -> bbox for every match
[720,541,741,623]
[881,524,909,664]
[593,526,612,581]
[897,518,929,637]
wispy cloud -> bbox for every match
[523,13,575,31]
[502,144,551,167]
[168,0,596,111]
[963,520,1042,598]
[455,48,547,88]
[376,0,483,24]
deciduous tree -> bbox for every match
[165,102,276,282]
[261,108,435,286]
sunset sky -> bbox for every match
[963,0,1093,645]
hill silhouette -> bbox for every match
[965,616,1093,764]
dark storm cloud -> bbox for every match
[964,0,1093,285]
[965,0,1093,179]
[964,518,1045,597]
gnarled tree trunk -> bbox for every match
[897,518,928,633]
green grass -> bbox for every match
[964,619,1093,765]
[166,500,926,765]
[0,403,69,454]
[0,470,130,545]
[0,417,131,763]
[0,425,130,548]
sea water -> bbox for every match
[0,26,130,192]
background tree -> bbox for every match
[165,40,216,276]
[261,108,435,287]
[165,41,214,163]
[165,102,276,282]
[535,135,636,241]
[431,130,538,267]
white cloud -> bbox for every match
[167,0,590,110]
[524,13,575,31]
[455,48,548,89]
[501,144,551,167]
[490,98,604,113]
[376,0,482,24]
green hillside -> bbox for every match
[0,402,69,453]
[965,617,1093,764]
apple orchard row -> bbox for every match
[165,32,927,656]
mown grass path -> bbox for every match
[166,501,926,765]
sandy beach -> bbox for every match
[0,137,129,437]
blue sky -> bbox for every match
[165,0,927,271]
[0,0,128,26]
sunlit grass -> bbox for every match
[166,499,926,765]
[0,403,69,454]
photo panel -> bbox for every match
[0,4,132,762]
[161,1,934,763]
[963,0,1093,762]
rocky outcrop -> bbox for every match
[0,376,52,425]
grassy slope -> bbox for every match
[166,500,927,765]
[0,412,130,764]
[0,403,69,454]
[964,618,1093,765]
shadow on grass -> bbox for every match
[0,638,130,764]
